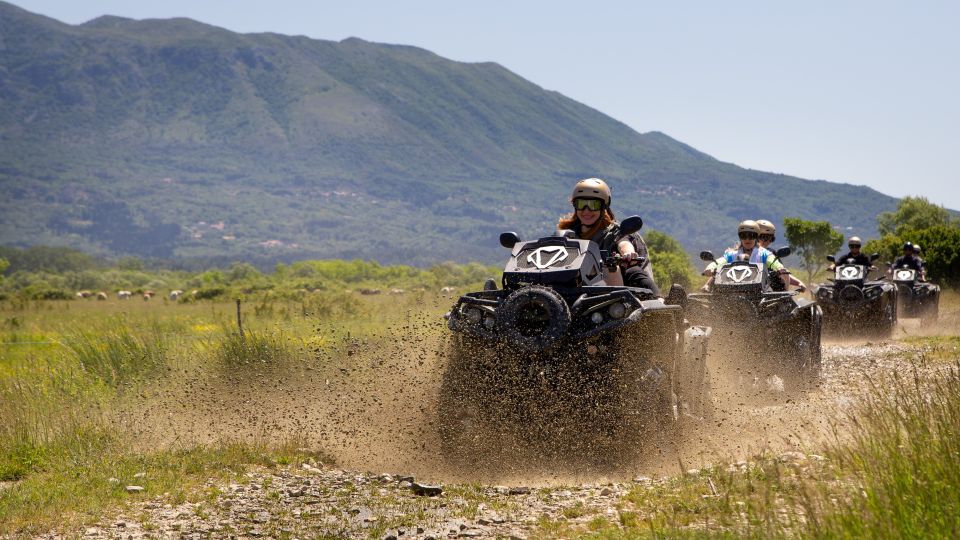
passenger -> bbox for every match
[888,242,924,279]
[702,220,791,291]
[830,236,873,269]
[913,243,927,276]
[559,178,659,295]
[756,219,806,292]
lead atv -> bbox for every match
[686,248,822,394]
[439,217,712,466]
[813,253,897,337]
[888,264,939,323]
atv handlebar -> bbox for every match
[603,253,646,272]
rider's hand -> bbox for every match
[798,284,807,293]
[700,284,711,292]
[778,268,790,275]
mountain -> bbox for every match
[0,1,898,266]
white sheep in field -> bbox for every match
[169,290,183,301]
[117,291,131,300]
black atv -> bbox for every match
[687,248,822,393]
[813,254,897,337]
[439,216,712,465]
[888,264,939,323]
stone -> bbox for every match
[125,485,145,493]
[508,486,531,495]
[133,472,146,479]
[411,482,443,497]
[779,451,807,463]
[599,487,613,496]
[398,480,413,489]
[633,475,652,484]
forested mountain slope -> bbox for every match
[0,1,898,265]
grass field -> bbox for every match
[1,289,959,537]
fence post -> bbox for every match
[236,298,244,340]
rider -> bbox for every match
[830,236,872,269]
[888,242,924,279]
[559,178,660,295]
[756,219,806,292]
[702,220,789,291]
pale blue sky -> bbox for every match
[13,1,960,210]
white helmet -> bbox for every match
[570,178,611,206]
[738,219,760,235]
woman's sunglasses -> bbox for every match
[738,232,759,240]
[572,198,603,211]
[759,234,775,242]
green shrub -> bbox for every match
[193,287,225,300]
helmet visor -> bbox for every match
[738,231,759,240]
[572,198,603,211]
[759,234,775,243]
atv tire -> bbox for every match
[497,285,571,353]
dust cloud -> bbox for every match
[115,306,921,486]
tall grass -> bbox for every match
[213,328,301,371]
[808,365,960,537]
[62,324,168,387]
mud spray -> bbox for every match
[115,304,918,486]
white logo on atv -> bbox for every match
[896,270,914,280]
[527,246,568,269]
[840,266,860,279]
[724,266,754,283]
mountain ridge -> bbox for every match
[0,1,899,265]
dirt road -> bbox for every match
[49,332,941,539]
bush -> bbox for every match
[193,287,226,300]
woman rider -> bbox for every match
[558,178,660,295]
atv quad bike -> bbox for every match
[888,264,939,323]
[439,216,712,465]
[687,248,822,393]
[813,253,897,337]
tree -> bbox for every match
[644,230,699,289]
[877,196,955,236]
[783,217,844,284]
[0,257,8,284]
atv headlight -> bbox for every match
[591,312,604,325]
[463,306,483,324]
[817,288,831,300]
[608,302,627,319]
[483,315,495,329]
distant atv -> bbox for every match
[888,264,939,323]
[440,216,712,464]
[813,254,897,337]
[687,248,822,392]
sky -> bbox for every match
[13,0,960,210]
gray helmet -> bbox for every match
[848,236,862,247]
